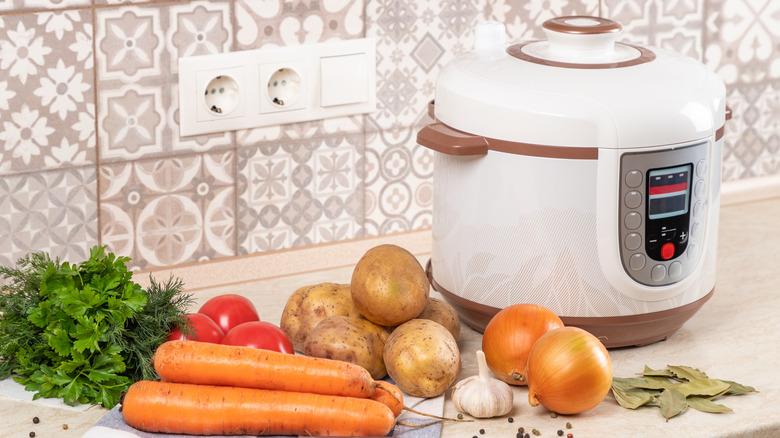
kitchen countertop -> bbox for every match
[2,193,779,438]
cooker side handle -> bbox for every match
[417,123,489,156]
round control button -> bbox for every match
[669,261,683,279]
[629,254,646,271]
[661,242,676,260]
[625,191,642,209]
[693,200,704,218]
[625,212,642,230]
[651,264,667,282]
[625,233,642,251]
[691,222,702,238]
[625,170,642,188]
[696,159,707,178]
[695,180,706,198]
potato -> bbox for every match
[350,244,429,326]
[416,297,461,340]
[280,283,361,352]
[383,319,461,398]
[304,315,390,379]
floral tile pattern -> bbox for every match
[237,130,364,254]
[100,151,236,270]
[0,0,779,270]
[0,10,95,177]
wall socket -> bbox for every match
[178,38,376,137]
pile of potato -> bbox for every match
[279,244,461,398]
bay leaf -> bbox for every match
[675,378,731,397]
[629,376,678,390]
[658,388,688,421]
[721,380,758,395]
[668,365,708,381]
[687,396,733,413]
[611,379,657,409]
[642,365,674,378]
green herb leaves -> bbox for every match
[0,246,192,409]
[610,365,757,421]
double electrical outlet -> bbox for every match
[179,38,376,137]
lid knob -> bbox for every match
[474,21,507,52]
[542,16,622,61]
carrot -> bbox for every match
[372,380,404,417]
[121,380,395,437]
[153,340,377,398]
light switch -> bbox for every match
[320,53,368,107]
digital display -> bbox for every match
[647,165,691,220]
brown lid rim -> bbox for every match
[543,16,623,35]
[507,41,656,69]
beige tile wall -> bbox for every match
[1,0,778,271]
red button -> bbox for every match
[661,242,675,260]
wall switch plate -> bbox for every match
[178,38,376,137]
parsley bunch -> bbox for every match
[0,246,192,408]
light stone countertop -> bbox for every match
[1,193,778,438]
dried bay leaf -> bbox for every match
[628,376,679,390]
[658,388,688,421]
[721,380,758,395]
[611,378,658,409]
[668,365,708,381]
[687,396,733,413]
[675,378,731,397]
[642,365,674,378]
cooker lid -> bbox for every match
[507,16,656,69]
[432,16,728,150]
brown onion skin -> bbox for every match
[481,304,564,385]
[526,326,612,415]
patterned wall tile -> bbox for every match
[603,0,705,59]
[94,0,234,164]
[0,0,89,12]
[363,121,434,235]
[703,0,780,180]
[99,150,236,270]
[0,165,98,270]
[237,130,364,254]
[0,9,95,176]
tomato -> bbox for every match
[198,294,260,334]
[222,321,294,354]
[167,313,224,344]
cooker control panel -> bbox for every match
[619,142,708,286]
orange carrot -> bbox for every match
[153,340,377,398]
[122,380,395,437]
[372,380,404,417]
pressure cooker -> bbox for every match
[418,16,730,347]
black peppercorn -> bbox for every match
[479,429,486,434]
[558,430,564,436]
[508,417,514,423]
[32,417,39,424]
[29,432,36,438]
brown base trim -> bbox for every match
[426,260,714,349]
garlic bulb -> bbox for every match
[451,349,514,418]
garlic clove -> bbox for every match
[451,350,514,418]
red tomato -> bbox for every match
[197,294,260,334]
[167,313,224,344]
[222,321,294,354]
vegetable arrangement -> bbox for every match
[279,244,463,398]
[123,340,463,436]
[0,246,192,408]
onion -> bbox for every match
[525,326,612,415]
[481,304,564,385]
